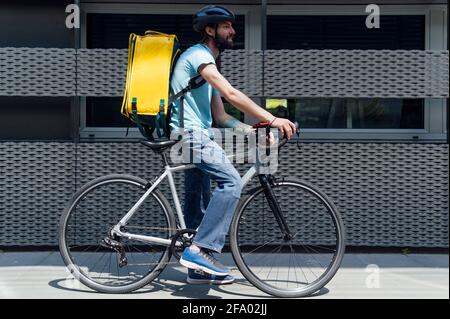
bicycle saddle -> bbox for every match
[140,139,179,151]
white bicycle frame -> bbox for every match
[110,158,259,247]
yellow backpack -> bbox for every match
[121,30,205,139]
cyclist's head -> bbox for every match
[193,5,236,52]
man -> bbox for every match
[170,5,296,285]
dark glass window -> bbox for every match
[86,13,245,127]
[267,15,425,50]
[266,15,425,130]
[88,13,245,49]
[267,98,424,129]
[351,98,424,129]
[0,97,72,140]
[86,97,130,128]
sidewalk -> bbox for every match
[0,252,448,299]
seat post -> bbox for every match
[160,152,169,166]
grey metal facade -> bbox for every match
[0,48,76,96]
[0,141,448,247]
[1,48,448,98]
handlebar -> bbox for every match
[252,121,300,150]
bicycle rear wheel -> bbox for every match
[59,174,176,293]
[230,179,345,298]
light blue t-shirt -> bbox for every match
[170,43,220,132]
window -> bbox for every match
[85,13,245,128]
[267,14,427,135]
[87,13,246,49]
[267,98,424,129]
[0,97,71,140]
[267,15,425,50]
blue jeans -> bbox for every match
[182,130,242,253]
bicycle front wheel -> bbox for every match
[59,174,176,294]
[230,179,345,298]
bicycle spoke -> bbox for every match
[304,244,337,252]
[290,244,309,285]
[287,250,291,288]
[98,253,111,282]
[107,253,112,284]
[123,248,139,281]
[89,249,109,272]
[115,253,120,283]
[301,244,331,269]
[71,245,102,269]
[266,245,283,282]
[251,245,283,277]
[288,246,304,287]
[298,245,324,278]
[69,244,94,254]
[126,244,162,267]
[241,235,282,257]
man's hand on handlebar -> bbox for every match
[270,117,297,139]
[251,118,299,146]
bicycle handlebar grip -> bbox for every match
[278,121,299,149]
[252,122,270,128]
[278,137,288,148]
[252,120,299,149]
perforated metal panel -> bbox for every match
[0,142,75,246]
[0,48,76,96]
[0,48,448,98]
[75,142,183,195]
[262,50,449,98]
[220,50,263,96]
[0,48,5,93]
[68,143,182,246]
[278,142,449,247]
[0,142,447,248]
[77,49,127,97]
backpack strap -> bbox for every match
[155,99,167,138]
[180,96,185,128]
[131,97,154,140]
[169,74,207,129]
[168,74,206,105]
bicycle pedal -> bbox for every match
[118,256,128,267]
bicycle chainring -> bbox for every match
[170,229,197,260]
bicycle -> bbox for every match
[59,126,346,298]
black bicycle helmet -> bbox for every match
[193,5,235,33]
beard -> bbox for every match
[215,33,234,51]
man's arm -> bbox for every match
[211,95,253,134]
[200,64,296,138]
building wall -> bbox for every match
[0,2,448,248]
[0,141,447,248]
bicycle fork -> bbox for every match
[258,175,293,241]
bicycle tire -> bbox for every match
[59,174,176,294]
[230,179,345,298]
